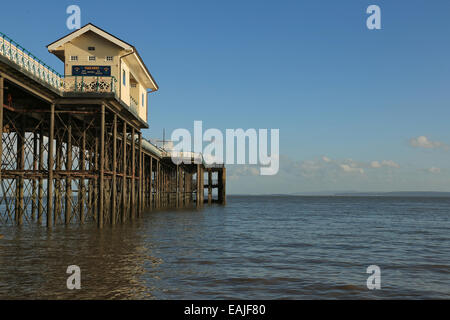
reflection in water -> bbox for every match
[0,196,449,299]
[0,224,154,299]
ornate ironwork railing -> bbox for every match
[63,76,117,93]
[0,31,63,89]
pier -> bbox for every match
[0,24,226,227]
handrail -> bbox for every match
[63,75,117,93]
[0,31,64,89]
[0,31,63,78]
[130,95,138,108]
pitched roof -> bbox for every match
[47,23,133,51]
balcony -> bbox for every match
[62,76,117,94]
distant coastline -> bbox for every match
[229,192,450,197]
[332,191,450,197]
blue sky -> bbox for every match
[1,0,449,193]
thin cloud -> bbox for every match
[409,136,449,150]
[370,160,400,169]
[340,164,364,174]
[226,155,450,194]
[428,167,441,174]
[322,156,332,163]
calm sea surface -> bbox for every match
[0,196,449,299]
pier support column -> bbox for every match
[176,165,179,208]
[142,154,146,210]
[149,157,153,209]
[168,169,171,206]
[55,130,62,224]
[185,173,189,205]
[184,171,187,205]
[131,127,136,220]
[38,129,44,224]
[98,104,105,228]
[165,166,168,207]
[0,77,3,215]
[111,114,117,225]
[0,76,2,172]
[218,168,226,205]
[31,132,38,221]
[200,166,204,206]
[93,136,99,223]
[208,169,212,205]
[196,164,201,208]
[156,160,158,208]
[65,120,72,225]
[47,104,55,227]
[162,167,165,207]
[160,166,163,207]
[139,132,143,217]
[79,128,86,224]
[122,121,127,223]
[185,172,189,205]
[16,121,24,225]
[88,143,93,223]
[178,166,183,208]
[157,160,160,208]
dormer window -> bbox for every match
[88,56,96,61]
[70,56,78,61]
[88,47,95,51]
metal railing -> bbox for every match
[63,75,117,93]
[0,31,63,89]
[168,151,202,159]
[130,96,139,113]
[204,163,225,168]
[0,31,117,94]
